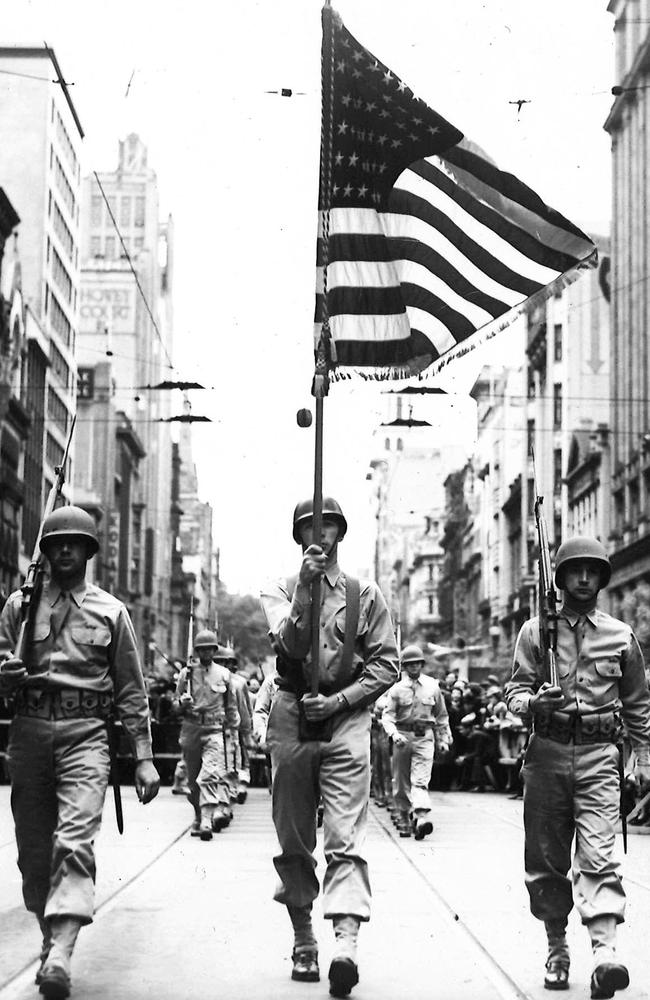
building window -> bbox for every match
[91,236,101,257]
[104,237,116,259]
[134,236,144,251]
[554,324,563,361]
[120,197,131,227]
[553,448,562,495]
[91,196,102,226]
[120,237,130,257]
[47,388,69,435]
[527,419,535,456]
[135,196,145,227]
[46,432,65,470]
[553,383,562,430]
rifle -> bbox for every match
[531,450,559,688]
[185,596,195,700]
[14,415,77,670]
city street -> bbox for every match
[1,787,649,1000]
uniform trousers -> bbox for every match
[522,734,625,925]
[267,691,372,920]
[392,733,434,813]
[179,722,230,811]
[370,725,392,801]
[227,731,250,785]
[7,715,110,924]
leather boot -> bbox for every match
[587,916,629,999]
[35,917,52,985]
[398,810,412,837]
[287,904,319,981]
[199,805,213,841]
[329,915,360,997]
[212,804,232,832]
[544,918,570,990]
[39,917,81,999]
[414,811,433,841]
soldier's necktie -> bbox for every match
[50,592,71,638]
[575,615,587,655]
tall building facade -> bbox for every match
[604,2,650,603]
[0,191,30,598]
[0,47,81,553]
[77,135,174,666]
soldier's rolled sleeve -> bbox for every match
[110,607,153,760]
[505,620,540,717]
[0,593,21,660]
[260,579,312,660]
[434,689,452,748]
[381,689,399,738]
[226,686,241,731]
[340,584,399,709]
[620,631,650,746]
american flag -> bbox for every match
[315,8,597,378]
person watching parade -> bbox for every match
[382,644,452,839]
[172,630,240,839]
[260,496,399,998]
[0,505,160,1000]
[506,536,650,999]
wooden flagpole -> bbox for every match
[309,0,335,697]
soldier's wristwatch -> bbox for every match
[336,691,348,710]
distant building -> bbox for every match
[0,190,30,598]
[78,135,174,666]
[604,3,650,604]
[0,47,82,552]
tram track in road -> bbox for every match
[369,803,533,1000]
[0,820,192,998]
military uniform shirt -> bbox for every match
[382,673,452,748]
[229,671,253,736]
[261,561,399,708]
[506,606,650,746]
[175,661,240,729]
[0,579,153,760]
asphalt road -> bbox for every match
[1,786,649,1000]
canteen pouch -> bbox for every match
[298,702,334,743]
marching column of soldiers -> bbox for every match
[1,497,650,1000]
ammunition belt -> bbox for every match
[15,687,113,721]
[184,709,226,727]
[533,710,621,745]
[397,721,434,738]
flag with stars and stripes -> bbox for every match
[315,7,597,379]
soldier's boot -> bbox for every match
[199,805,214,841]
[211,804,231,832]
[414,809,433,841]
[189,806,202,837]
[287,904,319,982]
[587,916,629,999]
[35,917,52,985]
[398,810,412,837]
[329,915,360,997]
[39,917,81,999]
[543,918,570,990]
[171,760,189,795]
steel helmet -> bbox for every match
[194,629,219,649]
[214,644,238,664]
[39,505,99,557]
[401,644,425,665]
[554,536,611,589]
[292,496,348,544]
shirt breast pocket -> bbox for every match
[333,609,368,643]
[592,659,622,700]
[70,626,111,648]
[210,682,227,695]
[398,691,414,708]
[419,694,436,708]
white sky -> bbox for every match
[9,0,615,592]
